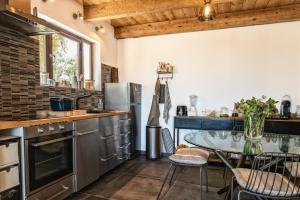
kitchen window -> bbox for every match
[38,33,93,85]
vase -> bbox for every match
[244,114,265,140]
[243,139,263,155]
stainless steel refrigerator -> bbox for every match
[105,83,142,156]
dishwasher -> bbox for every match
[74,118,100,192]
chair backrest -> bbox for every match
[245,152,300,198]
[161,128,175,154]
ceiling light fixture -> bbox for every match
[73,11,84,20]
[198,0,216,21]
[95,26,105,33]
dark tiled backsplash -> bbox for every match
[36,86,103,111]
[0,26,103,121]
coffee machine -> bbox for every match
[280,95,291,118]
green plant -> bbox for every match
[235,96,278,139]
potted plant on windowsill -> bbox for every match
[235,96,278,140]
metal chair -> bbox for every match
[284,162,300,178]
[223,125,244,186]
[231,152,300,200]
[157,128,210,200]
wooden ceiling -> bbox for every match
[78,0,300,39]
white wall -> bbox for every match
[117,21,300,151]
[31,0,118,90]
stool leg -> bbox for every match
[200,166,203,199]
[169,165,177,186]
[224,166,228,186]
[205,166,208,192]
[157,163,173,200]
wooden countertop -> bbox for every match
[0,111,128,130]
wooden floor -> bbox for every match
[68,156,255,200]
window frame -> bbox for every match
[43,31,94,81]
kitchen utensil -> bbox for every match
[85,80,95,90]
[50,97,73,111]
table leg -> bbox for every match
[173,127,176,149]
[177,129,179,146]
[236,155,246,168]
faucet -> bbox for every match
[75,92,92,110]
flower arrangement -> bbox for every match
[235,96,278,139]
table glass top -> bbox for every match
[184,131,300,155]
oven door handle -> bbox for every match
[30,136,73,147]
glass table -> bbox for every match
[184,130,300,199]
[184,130,300,155]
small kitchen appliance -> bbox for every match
[177,105,188,116]
[280,95,291,118]
[188,95,198,116]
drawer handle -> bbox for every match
[30,136,73,147]
[119,119,131,122]
[120,132,131,136]
[77,129,98,136]
[117,156,127,160]
[0,164,17,172]
[100,135,115,140]
[46,184,70,200]
[100,154,117,162]
[0,141,16,147]
[120,143,131,149]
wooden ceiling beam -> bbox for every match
[115,4,300,39]
[84,0,233,21]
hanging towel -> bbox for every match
[147,94,160,126]
[154,78,161,96]
[163,81,172,124]
[147,78,161,126]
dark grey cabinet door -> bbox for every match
[75,119,100,191]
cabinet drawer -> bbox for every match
[0,186,20,200]
[202,119,234,130]
[174,117,202,129]
[99,126,119,137]
[76,118,98,133]
[119,132,130,146]
[99,116,119,128]
[0,166,19,193]
[99,141,117,159]
[119,119,130,133]
[27,176,73,200]
[99,156,118,176]
[117,143,131,164]
[0,141,19,168]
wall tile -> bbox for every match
[0,26,103,121]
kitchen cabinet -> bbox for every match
[174,116,300,145]
[74,118,100,192]
[0,136,20,200]
[98,114,131,176]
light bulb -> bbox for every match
[199,0,216,21]
[203,4,211,18]
[95,26,105,33]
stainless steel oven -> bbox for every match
[23,122,74,199]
